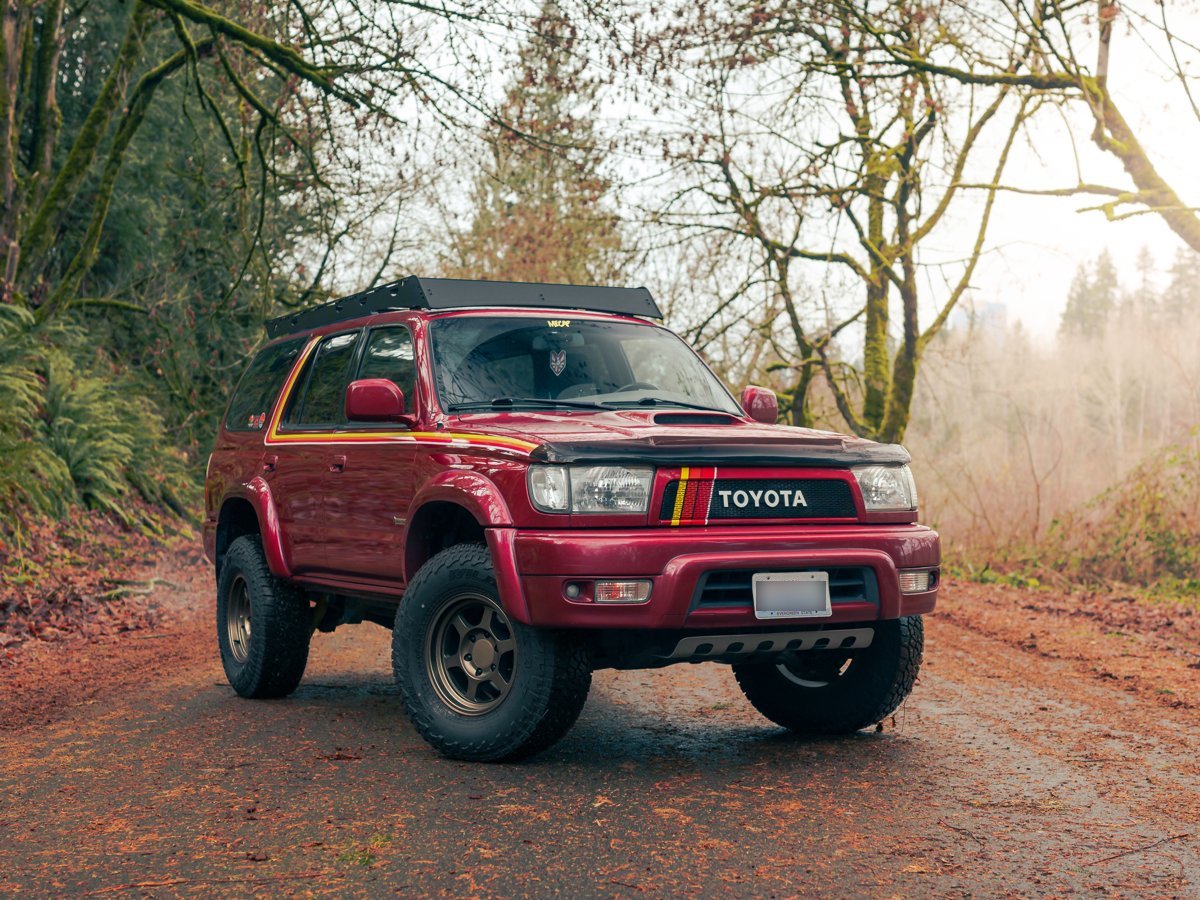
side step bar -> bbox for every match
[668,627,874,661]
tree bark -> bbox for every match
[1088,84,1200,253]
[27,0,64,208]
[19,1,153,288]
[0,0,29,302]
[41,43,209,320]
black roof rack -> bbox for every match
[264,276,662,339]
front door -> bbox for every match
[322,324,419,583]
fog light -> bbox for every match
[898,570,933,593]
[564,582,583,600]
[594,580,652,604]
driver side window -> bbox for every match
[357,326,417,410]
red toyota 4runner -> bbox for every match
[204,277,939,761]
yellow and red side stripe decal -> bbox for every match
[261,336,539,454]
[669,466,718,526]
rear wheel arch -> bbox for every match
[216,497,260,573]
[216,478,291,579]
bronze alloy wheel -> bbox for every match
[425,593,517,716]
[225,574,253,666]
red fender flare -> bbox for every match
[403,472,529,619]
[404,470,514,532]
[242,477,292,579]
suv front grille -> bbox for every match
[660,477,855,523]
[692,567,879,610]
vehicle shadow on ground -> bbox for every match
[259,665,910,773]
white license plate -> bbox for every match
[752,572,832,619]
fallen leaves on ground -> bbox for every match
[0,501,200,662]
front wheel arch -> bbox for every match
[403,500,486,584]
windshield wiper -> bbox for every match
[449,397,610,412]
[604,397,730,414]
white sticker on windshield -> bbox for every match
[550,350,566,376]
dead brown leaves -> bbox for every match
[0,501,199,661]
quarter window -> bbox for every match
[224,337,306,432]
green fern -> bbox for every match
[0,307,73,515]
[0,308,193,526]
[40,359,139,521]
[39,350,193,524]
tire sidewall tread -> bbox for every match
[733,616,924,735]
[216,535,311,699]
[392,543,591,762]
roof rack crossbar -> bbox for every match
[265,276,661,339]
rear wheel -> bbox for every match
[216,535,311,699]
[732,616,923,734]
[392,543,591,762]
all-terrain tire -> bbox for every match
[216,535,311,699]
[392,543,591,762]
[732,616,924,734]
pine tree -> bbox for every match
[1125,245,1157,320]
[443,2,624,284]
[1060,250,1119,338]
[1163,249,1200,323]
[1092,249,1120,324]
[1059,264,1094,337]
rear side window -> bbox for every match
[282,331,361,427]
[356,326,417,406]
[224,337,306,432]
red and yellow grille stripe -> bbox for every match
[262,336,539,454]
[669,466,718,526]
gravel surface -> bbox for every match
[2,556,1197,896]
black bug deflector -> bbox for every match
[529,436,911,468]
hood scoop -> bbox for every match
[653,412,739,426]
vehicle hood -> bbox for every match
[446,409,909,467]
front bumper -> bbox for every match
[486,524,939,629]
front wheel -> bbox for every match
[732,616,924,734]
[392,544,592,762]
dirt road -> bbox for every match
[2,559,1198,896]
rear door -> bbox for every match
[268,329,363,575]
[322,324,420,582]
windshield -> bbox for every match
[429,316,741,415]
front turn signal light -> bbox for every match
[594,580,652,604]
[898,569,937,593]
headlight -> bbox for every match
[528,466,569,511]
[852,464,918,511]
[528,465,653,514]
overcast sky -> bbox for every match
[963,8,1199,339]
[393,5,1198,343]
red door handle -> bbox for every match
[329,455,347,473]
[261,454,278,473]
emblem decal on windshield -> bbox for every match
[549,350,567,376]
